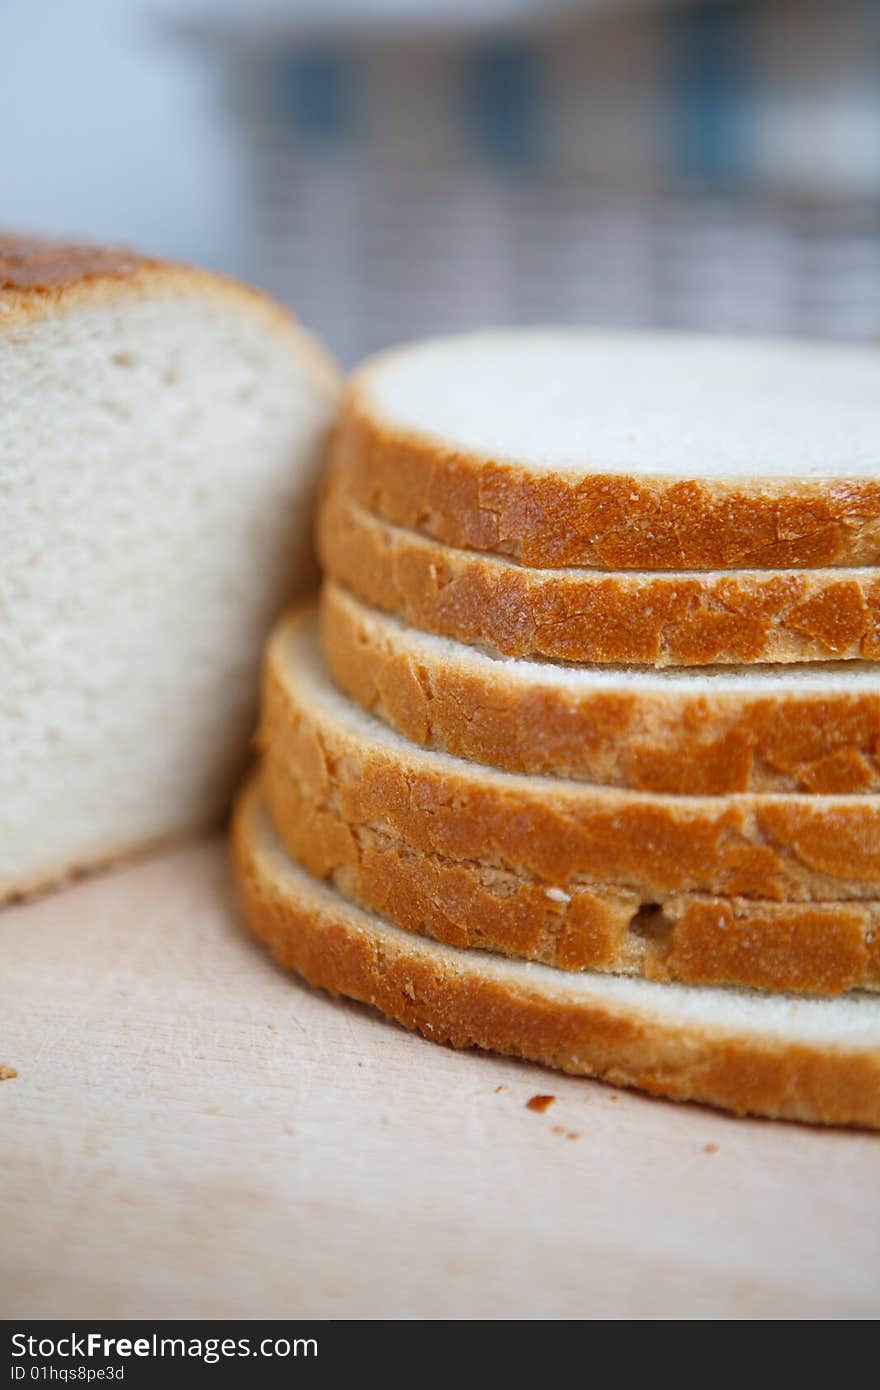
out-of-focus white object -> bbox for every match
[177,0,880,362]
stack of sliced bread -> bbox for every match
[235,330,880,1127]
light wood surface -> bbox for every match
[2,836,878,1320]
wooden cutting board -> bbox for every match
[2,836,878,1320]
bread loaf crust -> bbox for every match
[234,782,880,1127]
[263,761,880,996]
[0,235,158,290]
[262,610,880,901]
[0,234,272,325]
[318,488,880,666]
[0,234,339,391]
[334,387,880,571]
[321,582,880,794]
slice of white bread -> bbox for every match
[0,235,339,901]
[318,487,880,666]
[261,606,880,902]
[263,763,880,996]
[332,329,880,571]
[234,779,880,1127]
[322,582,880,795]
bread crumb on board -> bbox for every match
[704,1143,719,1155]
[0,1064,17,1081]
[526,1094,556,1113]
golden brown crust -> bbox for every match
[262,609,880,902]
[318,487,880,666]
[263,762,880,996]
[334,387,880,571]
[0,235,340,392]
[233,782,880,1127]
[321,582,880,794]
[0,234,158,289]
[0,232,268,326]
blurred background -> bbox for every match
[4,0,880,363]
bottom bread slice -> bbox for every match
[234,778,880,1128]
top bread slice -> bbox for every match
[332,329,880,571]
[0,234,339,901]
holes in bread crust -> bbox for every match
[628,902,672,944]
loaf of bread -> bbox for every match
[0,235,339,900]
[235,780,880,1128]
[331,329,880,570]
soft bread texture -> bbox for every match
[235,780,880,1127]
[334,329,880,571]
[319,487,880,666]
[0,234,340,901]
[322,582,880,795]
[261,607,880,902]
[263,762,880,996]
